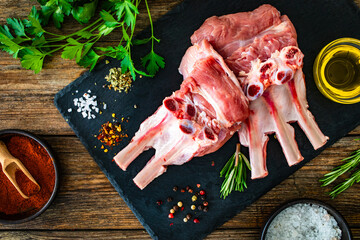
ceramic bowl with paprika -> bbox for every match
[0,129,59,224]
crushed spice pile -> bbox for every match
[96,114,128,152]
[104,68,133,93]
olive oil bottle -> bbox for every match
[314,38,360,104]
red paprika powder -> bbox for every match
[0,134,55,216]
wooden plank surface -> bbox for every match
[0,0,360,239]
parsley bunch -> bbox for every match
[0,0,164,79]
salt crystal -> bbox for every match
[71,90,103,120]
[68,108,72,113]
[265,203,342,240]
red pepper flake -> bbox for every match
[112,159,115,162]
[170,223,174,226]
[168,213,174,219]
[193,218,200,223]
[156,200,163,206]
[196,184,201,188]
[211,161,215,166]
[181,207,184,211]
[96,121,128,148]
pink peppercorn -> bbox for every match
[193,218,200,223]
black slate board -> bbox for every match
[54,0,360,239]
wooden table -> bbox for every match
[0,0,360,239]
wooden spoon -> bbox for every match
[0,140,40,199]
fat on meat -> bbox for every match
[192,4,328,179]
[114,40,249,189]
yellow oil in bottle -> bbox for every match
[314,38,360,104]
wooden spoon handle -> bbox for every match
[0,140,14,167]
[3,169,30,199]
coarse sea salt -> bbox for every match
[71,91,99,120]
[265,203,342,240]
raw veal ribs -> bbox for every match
[114,4,328,189]
[192,4,328,179]
[114,40,249,189]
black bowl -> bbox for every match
[260,198,352,240]
[0,129,59,224]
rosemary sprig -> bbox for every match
[320,138,360,198]
[220,143,251,199]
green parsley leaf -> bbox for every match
[141,50,165,76]
[40,5,56,25]
[78,49,100,71]
[62,44,84,62]
[25,7,45,37]
[100,10,119,28]
[132,37,151,45]
[57,0,73,16]
[0,31,22,58]
[75,30,94,39]
[114,0,138,27]
[61,38,83,62]
[42,0,73,28]
[0,25,14,39]
[122,25,130,42]
[52,7,65,29]
[21,50,46,73]
[72,0,98,24]
[98,24,116,36]
[121,51,136,79]
[102,45,126,59]
[6,18,27,37]
[82,42,94,58]
[66,37,81,45]
[32,35,47,46]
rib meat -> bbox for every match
[115,4,328,189]
[114,40,249,189]
[192,4,328,179]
